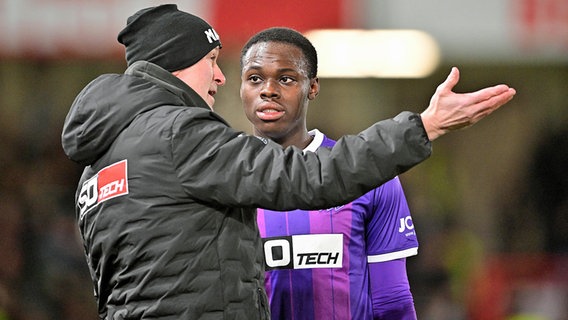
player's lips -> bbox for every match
[256,104,285,121]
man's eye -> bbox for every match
[249,75,261,83]
[281,76,294,83]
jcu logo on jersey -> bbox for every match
[398,216,415,236]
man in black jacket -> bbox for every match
[61,4,515,320]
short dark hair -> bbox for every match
[240,27,318,79]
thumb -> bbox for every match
[437,67,460,93]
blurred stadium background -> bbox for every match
[0,0,567,319]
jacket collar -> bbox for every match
[125,60,210,111]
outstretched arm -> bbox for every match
[420,67,516,141]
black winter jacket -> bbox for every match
[61,61,431,319]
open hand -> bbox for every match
[420,67,516,141]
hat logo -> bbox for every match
[204,28,220,44]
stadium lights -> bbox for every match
[304,29,441,78]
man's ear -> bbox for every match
[308,77,320,100]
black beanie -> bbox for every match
[117,4,221,72]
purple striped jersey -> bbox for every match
[257,129,418,320]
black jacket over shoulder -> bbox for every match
[61,61,431,320]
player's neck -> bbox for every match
[280,131,313,150]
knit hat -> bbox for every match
[117,4,221,72]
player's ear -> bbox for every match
[308,77,320,100]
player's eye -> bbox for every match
[280,76,295,84]
[248,75,262,83]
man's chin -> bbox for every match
[206,96,215,110]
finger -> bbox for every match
[469,89,516,123]
[469,84,512,103]
[488,89,516,110]
[437,67,460,94]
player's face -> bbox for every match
[240,42,319,145]
[173,47,226,110]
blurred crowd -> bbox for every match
[0,121,97,319]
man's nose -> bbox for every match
[260,79,279,98]
[215,65,226,86]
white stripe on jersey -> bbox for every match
[367,247,418,263]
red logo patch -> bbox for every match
[78,160,129,219]
[97,160,128,202]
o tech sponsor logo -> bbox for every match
[78,160,128,220]
[262,234,343,270]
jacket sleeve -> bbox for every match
[171,109,431,210]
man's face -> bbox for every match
[173,47,225,109]
[240,41,319,143]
